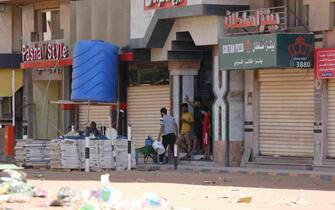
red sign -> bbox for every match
[315,48,335,79]
[22,43,69,62]
[224,7,286,35]
[144,0,187,10]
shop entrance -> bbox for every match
[33,80,61,139]
[169,32,214,161]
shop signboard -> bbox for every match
[31,68,63,81]
[22,42,68,62]
[144,0,187,10]
[314,48,335,79]
[219,33,314,71]
[224,6,286,35]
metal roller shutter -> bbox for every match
[78,105,111,129]
[128,85,170,148]
[259,69,314,157]
[327,80,335,157]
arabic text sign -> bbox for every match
[315,48,335,79]
[219,33,314,71]
[144,0,187,10]
[224,6,286,35]
[220,34,277,70]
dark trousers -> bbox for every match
[159,133,176,162]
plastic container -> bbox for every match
[145,136,154,147]
[71,40,119,102]
[152,141,165,155]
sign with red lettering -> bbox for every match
[144,0,187,10]
[224,7,286,35]
[315,48,335,79]
[22,43,69,62]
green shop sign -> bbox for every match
[219,33,314,70]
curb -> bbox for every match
[136,164,335,183]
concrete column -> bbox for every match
[171,75,180,128]
[91,0,107,40]
[212,46,227,165]
[0,6,12,53]
[69,1,77,45]
[314,79,327,166]
[244,70,254,151]
[228,71,244,166]
[23,71,34,138]
[62,68,72,134]
[75,0,91,40]
[21,4,34,45]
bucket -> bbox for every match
[152,141,165,155]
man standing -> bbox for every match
[157,107,178,164]
[186,96,203,156]
[177,103,194,157]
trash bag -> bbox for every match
[6,180,34,195]
[0,170,27,182]
[57,187,78,207]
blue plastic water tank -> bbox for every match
[71,40,119,102]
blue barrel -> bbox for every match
[71,40,119,102]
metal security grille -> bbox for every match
[327,80,335,158]
[78,105,111,130]
[127,85,170,148]
[258,69,314,157]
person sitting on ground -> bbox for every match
[157,107,178,164]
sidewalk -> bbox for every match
[136,163,335,182]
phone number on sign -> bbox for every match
[295,61,311,68]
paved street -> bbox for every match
[2,169,335,210]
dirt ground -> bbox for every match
[2,169,335,210]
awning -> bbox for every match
[0,69,23,97]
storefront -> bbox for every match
[315,48,335,160]
[130,0,249,162]
[220,33,315,160]
[21,41,73,139]
[0,53,23,137]
[127,62,170,148]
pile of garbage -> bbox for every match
[0,169,39,203]
[0,170,186,210]
[49,174,176,210]
[50,187,173,210]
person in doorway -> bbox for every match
[157,107,178,164]
[185,95,203,156]
[177,103,194,157]
[201,106,211,160]
[85,121,101,137]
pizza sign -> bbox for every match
[144,0,187,10]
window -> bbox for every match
[2,97,11,116]
[128,63,169,86]
[34,9,63,41]
[303,4,309,26]
[287,0,308,27]
[269,0,285,7]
